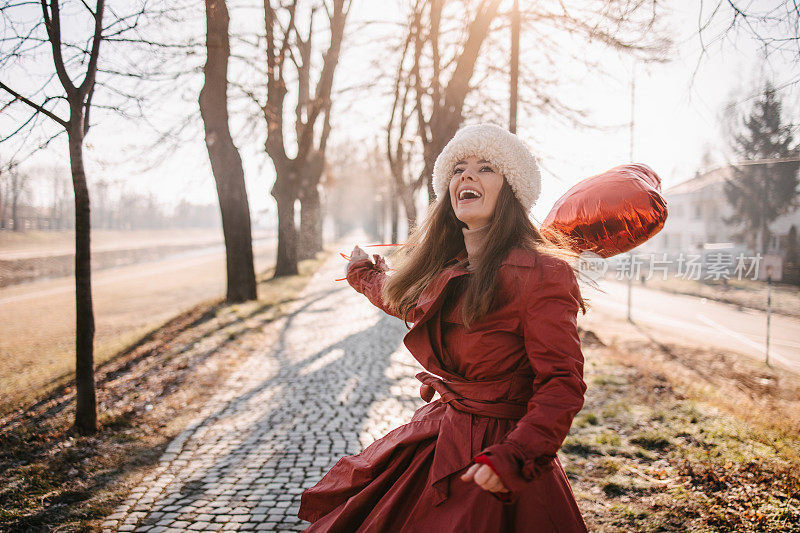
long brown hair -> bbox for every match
[382,179,589,330]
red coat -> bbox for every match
[298,246,588,532]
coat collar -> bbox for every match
[403,245,538,372]
[416,247,537,325]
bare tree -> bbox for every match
[199,0,257,302]
[386,0,672,224]
[324,137,391,241]
[252,0,352,275]
[0,0,110,434]
[0,0,212,431]
[693,1,800,85]
[385,0,502,224]
[0,162,30,231]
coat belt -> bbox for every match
[414,371,531,505]
[415,371,529,419]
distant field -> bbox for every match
[0,228,276,287]
[0,237,277,413]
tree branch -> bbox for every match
[0,80,67,127]
[78,0,105,95]
[41,0,77,95]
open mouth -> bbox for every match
[458,188,482,204]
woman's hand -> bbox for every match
[348,245,389,273]
[349,244,370,263]
[460,463,510,494]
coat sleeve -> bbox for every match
[474,258,587,501]
[346,258,407,321]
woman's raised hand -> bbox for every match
[346,245,391,278]
[349,244,370,263]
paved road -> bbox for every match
[578,277,800,373]
[102,246,425,532]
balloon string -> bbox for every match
[334,242,404,281]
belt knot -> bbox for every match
[415,371,528,419]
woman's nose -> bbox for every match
[460,167,477,180]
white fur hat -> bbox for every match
[432,123,541,212]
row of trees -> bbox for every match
[0,0,354,433]
[0,168,230,231]
[0,0,795,434]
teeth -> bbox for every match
[459,189,482,200]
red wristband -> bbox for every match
[473,454,512,502]
[474,454,499,475]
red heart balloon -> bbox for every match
[541,163,668,258]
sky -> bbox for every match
[2,0,798,226]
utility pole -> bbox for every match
[509,0,520,133]
[629,60,636,164]
[627,59,636,322]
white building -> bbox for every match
[636,165,800,257]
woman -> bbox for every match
[298,123,590,532]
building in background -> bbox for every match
[633,165,800,281]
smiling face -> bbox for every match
[448,155,505,229]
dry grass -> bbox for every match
[0,241,276,413]
[567,330,800,532]
[608,337,800,446]
[0,252,327,533]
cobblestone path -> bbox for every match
[103,247,425,532]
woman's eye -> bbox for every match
[481,166,493,172]
[453,168,463,175]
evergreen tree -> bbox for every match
[722,80,800,254]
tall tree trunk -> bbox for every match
[200,0,257,302]
[262,1,349,275]
[299,185,322,260]
[509,0,519,133]
[401,187,417,229]
[368,199,380,242]
[68,105,97,435]
[272,169,299,276]
[298,151,325,260]
[421,0,503,203]
[390,184,399,244]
